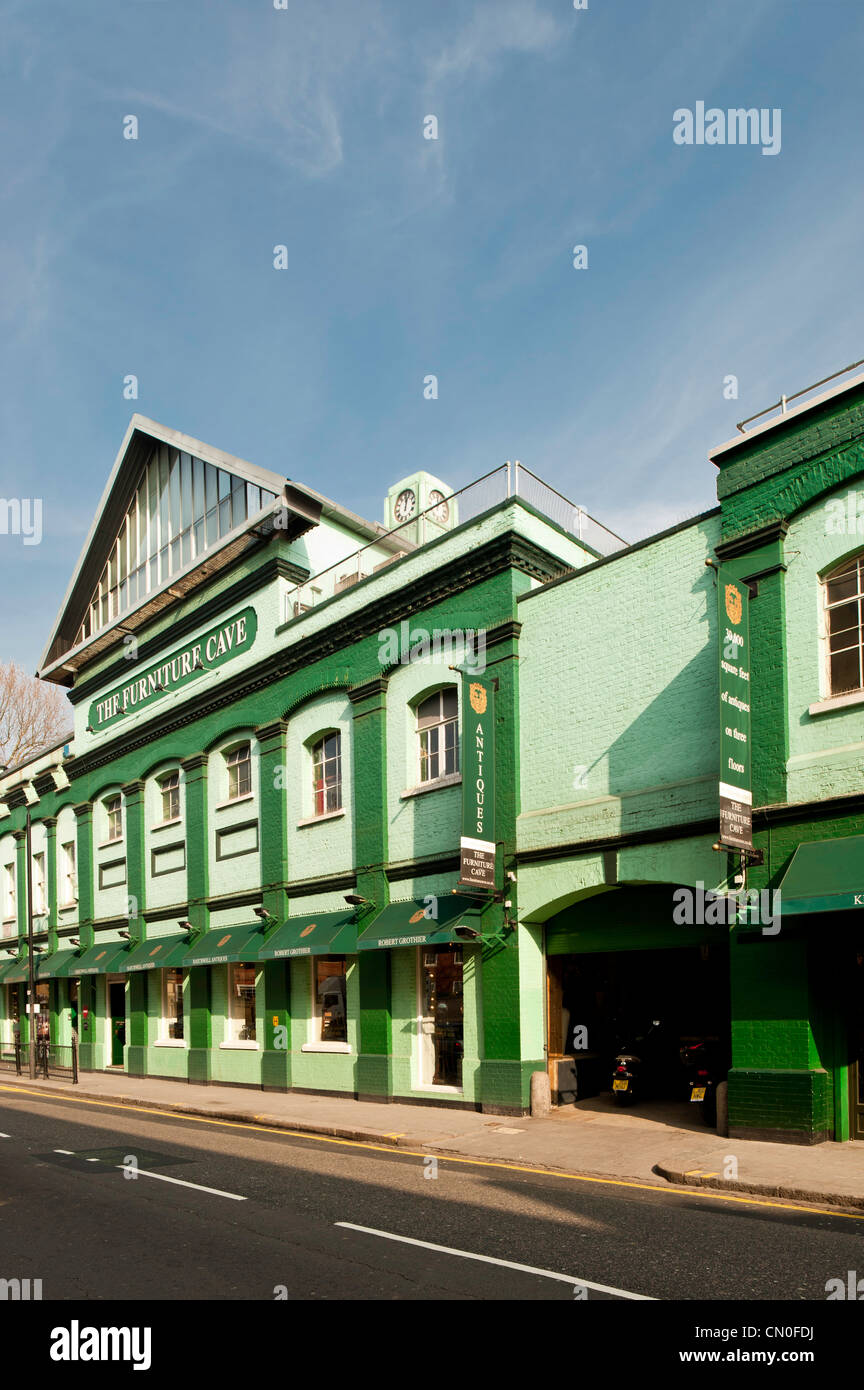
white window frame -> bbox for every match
[32,852,46,916]
[225,744,253,802]
[823,552,864,699]
[156,967,186,1046]
[60,841,77,906]
[310,731,342,818]
[3,863,16,923]
[104,795,123,844]
[223,962,258,1047]
[416,688,460,785]
[158,770,181,824]
[303,956,351,1053]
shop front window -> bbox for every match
[420,946,463,1087]
[313,957,347,1043]
[229,963,257,1042]
[163,968,184,1040]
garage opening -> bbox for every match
[544,886,730,1129]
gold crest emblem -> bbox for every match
[469,682,487,714]
[725,584,743,626]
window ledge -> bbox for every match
[301,1041,351,1053]
[296,810,346,828]
[219,1040,259,1050]
[97,839,124,851]
[808,689,864,717]
[412,1084,463,1095]
[214,794,255,812]
[151,818,182,835]
[401,773,462,800]
[153,1039,187,1048]
[58,902,77,912]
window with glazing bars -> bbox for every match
[225,745,252,800]
[417,688,459,782]
[312,732,342,815]
[825,554,864,695]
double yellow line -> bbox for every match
[2,1081,862,1222]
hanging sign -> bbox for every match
[459,674,496,889]
[717,568,752,849]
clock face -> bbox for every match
[394,488,417,523]
[428,489,450,523]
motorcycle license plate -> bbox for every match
[690,1086,707,1102]
[612,1079,629,1092]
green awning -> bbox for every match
[182,922,264,967]
[38,949,84,979]
[0,956,24,984]
[1,955,41,983]
[73,940,131,975]
[121,934,191,973]
[778,835,864,915]
[259,910,358,959]
[358,894,491,951]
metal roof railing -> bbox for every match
[284,461,625,621]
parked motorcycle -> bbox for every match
[611,1019,677,1106]
[679,1037,726,1126]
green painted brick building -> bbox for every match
[1,375,863,1139]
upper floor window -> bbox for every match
[159,771,181,823]
[825,554,864,696]
[105,795,123,843]
[225,743,252,801]
[312,732,342,816]
[32,853,46,915]
[3,864,15,922]
[61,841,77,905]
[417,688,459,783]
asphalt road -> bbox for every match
[0,1085,861,1302]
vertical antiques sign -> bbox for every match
[717,567,752,849]
[459,674,496,889]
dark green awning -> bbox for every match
[0,955,24,984]
[259,910,358,959]
[1,954,42,983]
[778,835,864,915]
[38,949,84,979]
[182,922,264,967]
[73,940,131,975]
[358,894,490,951]
[121,935,191,973]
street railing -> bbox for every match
[0,1037,78,1082]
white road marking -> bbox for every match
[54,1149,74,1155]
[85,1157,100,1162]
[335,1222,656,1300]
[114,1165,247,1201]
[0,1132,10,1139]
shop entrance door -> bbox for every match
[109,981,126,1066]
[419,947,464,1087]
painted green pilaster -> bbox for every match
[43,817,58,954]
[349,677,392,1098]
[127,973,148,1075]
[13,829,26,942]
[476,630,537,1113]
[256,720,290,923]
[181,754,211,1083]
[73,802,96,1069]
[261,960,291,1089]
[121,780,147,939]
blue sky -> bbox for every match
[2,0,864,672]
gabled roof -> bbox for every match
[37,416,316,685]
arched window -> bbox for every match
[416,688,459,783]
[224,742,252,800]
[312,732,342,815]
[158,770,181,823]
[825,553,864,696]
